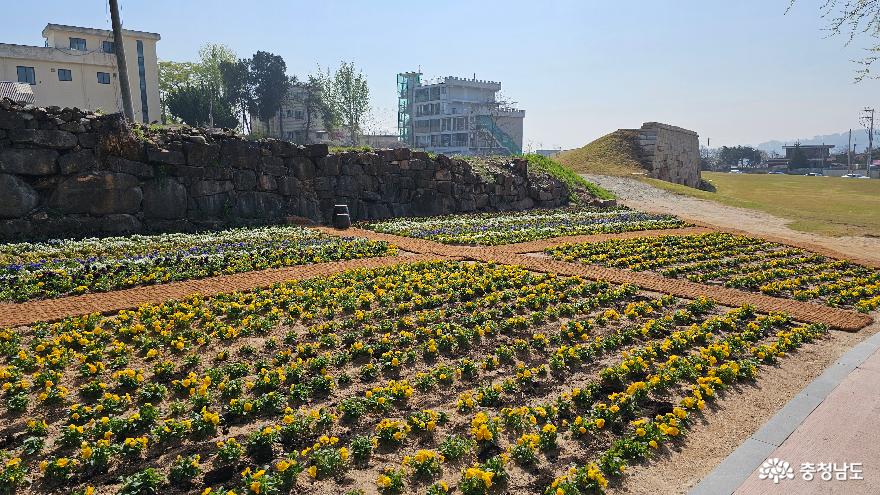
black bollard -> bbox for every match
[333,204,351,229]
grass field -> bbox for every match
[647,172,880,237]
[555,130,646,177]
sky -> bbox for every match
[4,0,878,150]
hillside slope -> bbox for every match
[556,129,647,176]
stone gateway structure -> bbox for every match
[0,99,571,241]
[622,122,700,188]
[637,123,700,187]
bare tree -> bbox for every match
[791,0,880,80]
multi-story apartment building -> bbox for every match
[250,86,341,144]
[397,72,524,156]
[0,24,161,123]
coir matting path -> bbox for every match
[0,226,873,331]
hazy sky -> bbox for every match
[4,0,878,149]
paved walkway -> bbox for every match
[691,330,880,495]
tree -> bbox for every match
[220,59,253,133]
[323,62,369,145]
[788,144,809,169]
[159,43,237,126]
[165,85,238,129]
[196,43,236,92]
[718,145,763,167]
[249,51,289,131]
[792,0,880,80]
[158,61,199,123]
[699,146,720,170]
[293,74,335,143]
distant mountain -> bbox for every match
[756,131,874,155]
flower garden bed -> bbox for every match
[0,260,831,495]
[546,232,880,313]
[361,207,686,246]
[0,226,395,302]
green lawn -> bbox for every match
[645,172,880,237]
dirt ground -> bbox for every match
[577,173,880,494]
[582,174,880,265]
[610,318,880,495]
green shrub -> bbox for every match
[524,154,615,202]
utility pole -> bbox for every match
[706,137,710,168]
[847,129,852,172]
[861,107,875,174]
[109,0,134,121]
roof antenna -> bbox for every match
[473,73,476,81]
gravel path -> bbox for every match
[583,174,880,265]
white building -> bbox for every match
[250,85,341,144]
[0,24,161,123]
[397,72,524,156]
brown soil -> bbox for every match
[458,250,871,331]
[500,226,714,253]
[1,216,877,495]
[0,227,871,331]
[0,254,449,327]
[611,318,880,495]
[583,174,880,267]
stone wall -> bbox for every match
[631,122,700,188]
[0,99,570,240]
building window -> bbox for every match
[286,110,292,117]
[136,40,149,123]
[102,41,115,53]
[16,66,36,85]
[294,110,304,120]
[58,69,72,81]
[97,72,111,84]
[69,37,87,50]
